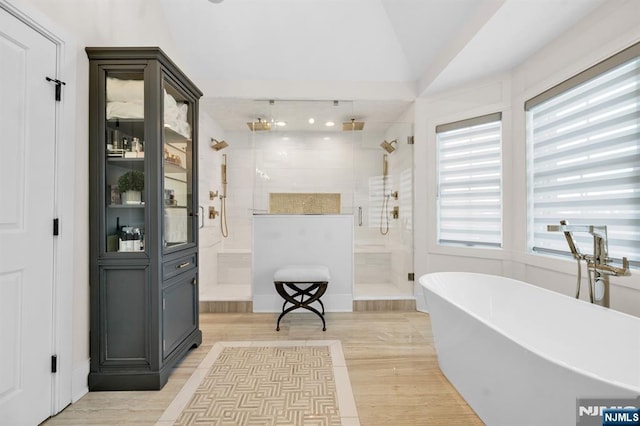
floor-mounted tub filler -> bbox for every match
[420,272,640,426]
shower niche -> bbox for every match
[87,47,202,390]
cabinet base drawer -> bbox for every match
[163,252,197,281]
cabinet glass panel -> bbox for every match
[104,71,146,253]
[162,80,193,249]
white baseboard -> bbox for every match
[71,359,90,403]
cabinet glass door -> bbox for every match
[162,79,194,249]
[104,71,146,253]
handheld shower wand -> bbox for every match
[220,154,229,238]
[380,154,390,235]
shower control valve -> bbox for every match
[392,206,399,219]
[209,206,219,219]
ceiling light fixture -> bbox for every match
[308,118,315,124]
[275,121,287,127]
[325,121,335,127]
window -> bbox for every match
[436,113,503,247]
[526,42,640,265]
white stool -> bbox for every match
[273,265,330,331]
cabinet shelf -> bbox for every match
[108,203,145,209]
[107,157,144,163]
[164,160,186,174]
[165,126,191,144]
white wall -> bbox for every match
[197,112,226,299]
[253,214,354,312]
[414,0,640,316]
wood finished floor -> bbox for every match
[44,312,482,425]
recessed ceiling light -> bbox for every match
[308,118,315,124]
[275,121,286,127]
[325,121,335,127]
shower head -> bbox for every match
[211,138,229,151]
[247,118,272,131]
[342,119,365,131]
[380,139,397,153]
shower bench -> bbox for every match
[274,265,330,331]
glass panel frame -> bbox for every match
[162,77,195,251]
[104,70,146,254]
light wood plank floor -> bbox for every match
[44,312,482,425]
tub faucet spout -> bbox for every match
[547,220,631,308]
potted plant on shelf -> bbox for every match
[118,170,144,204]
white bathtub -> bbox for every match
[420,272,640,426]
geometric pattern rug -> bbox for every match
[155,341,360,426]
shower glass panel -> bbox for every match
[248,99,414,300]
[352,117,414,299]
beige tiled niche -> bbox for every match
[269,193,341,214]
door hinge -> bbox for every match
[407,136,415,145]
[408,272,415,281]
[46,77,66,101]
[53,218,59,236]
[51,355,57,373]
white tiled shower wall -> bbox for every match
[199,120,414,302]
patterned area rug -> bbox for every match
[156,341,359,426]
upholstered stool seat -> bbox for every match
[274,265,330,331]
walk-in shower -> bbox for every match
[201,98,414,304]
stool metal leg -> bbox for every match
[274,281,328,331]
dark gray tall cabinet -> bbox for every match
[87,47,202,390]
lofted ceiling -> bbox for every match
[154,0,606,132]
[25,0,608,132]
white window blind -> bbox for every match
[526,43,640,265]
[436,113,503,247]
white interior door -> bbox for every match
[0,7,58,425]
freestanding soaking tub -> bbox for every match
[420,272,640,425]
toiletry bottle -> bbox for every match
[132,228,141,251]
[132,137,141,153]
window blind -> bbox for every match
[526,46,640,265]
[436,113,503,247]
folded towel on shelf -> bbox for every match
[163,90,191,138]
[104,80,191,138]
[106,101,144,120]
[107,77,143,103]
